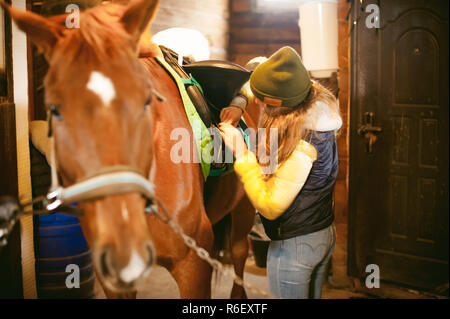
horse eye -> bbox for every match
[49,104,63,121]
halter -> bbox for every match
[45,107,158,212]
[46,166,156,211]
[0,89,167,246]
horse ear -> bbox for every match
[0,1,64,57]
[121,0,159,45]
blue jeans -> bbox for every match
[267,224,336,299]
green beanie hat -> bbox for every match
[250,46,312,107]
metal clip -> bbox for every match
[46,188,63,211]
[146,198,171,224]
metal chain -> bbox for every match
[165,219,276,298]
[146,197,276,298]
[4,191,276,297]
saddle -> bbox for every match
[159,46,251,176]
[159,45,251,126]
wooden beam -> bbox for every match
[230,26,300,43]
[0,102,22,298]
[231,0,253,13]
[231,42,301,55]
[231,11,299,27]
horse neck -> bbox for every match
[139,57,187,128]
[137,56,206,223]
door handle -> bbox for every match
[357,112,383,154]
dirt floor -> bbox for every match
[94,256,447,299]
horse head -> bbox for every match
[2,0,162,293]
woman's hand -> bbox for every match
[219,106,243,127]
[218,122,247,159]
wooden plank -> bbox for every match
[231,42,301,55]
[230,11,299,27]
[0,102,22,298]
[231,0,253,13]
[0,103,18,197]
[0,0,13,105]
[155,5,229,24]
[159,0,229,14]
[230,26,300,42]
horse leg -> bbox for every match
[229,196,255,299]
[170,249,212,298]
[170,215,214,298]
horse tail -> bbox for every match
[211,213,232,293]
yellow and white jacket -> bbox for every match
[233,96,342,221]
[234,140,317,221]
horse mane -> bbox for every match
[53,4,143,64]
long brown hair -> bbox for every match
[257,81,339,178]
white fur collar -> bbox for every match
[302,100,342,132]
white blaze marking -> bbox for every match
[86,71,116,106]
[121,201,129,222]
[120,250,146,283]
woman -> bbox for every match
[219,46,342,299]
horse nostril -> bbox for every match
[145,240,157,268]
[100,248,112,278]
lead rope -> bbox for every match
[49,135,59,191]
[47,109,60,192]
[149,198,277,299]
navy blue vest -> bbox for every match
[260,131,338,240]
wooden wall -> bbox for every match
[229,0,301,66]
[152,0,230,60]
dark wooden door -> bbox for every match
[349,0,449,290]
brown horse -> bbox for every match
[3,0,257,298]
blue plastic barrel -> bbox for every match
[33,212,95,299]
